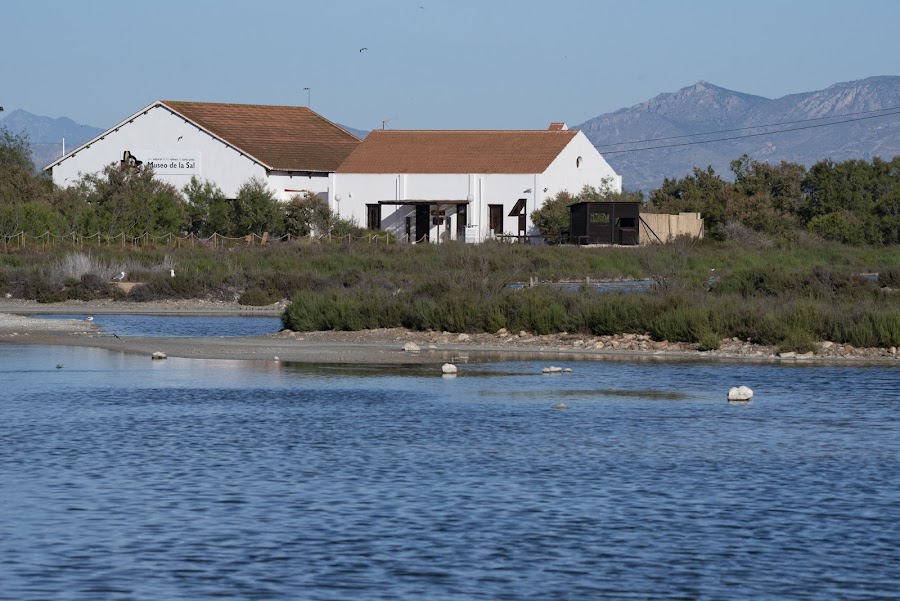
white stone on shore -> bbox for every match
[151,351,168,360]
[442,363,457,375]
[403,342,420,352]
[727,386,753,401]
[457,333,470,342]
[542,366,563,374]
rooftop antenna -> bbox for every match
[382,115,399,130]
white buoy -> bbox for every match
[728,386,753,401]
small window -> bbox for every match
[590,211,610,224]
[616,217,636,228]
[576,156,583,169]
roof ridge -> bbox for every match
[161,100,313,111]
[372,129,577,133]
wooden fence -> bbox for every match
[0,231,397,250]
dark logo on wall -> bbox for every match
[120,150,142,168]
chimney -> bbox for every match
[548,122,568,131]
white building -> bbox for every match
[47,100,360,200]
[332,123,622,243]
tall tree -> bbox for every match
[231,177,282,236]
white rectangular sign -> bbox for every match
[134,150,201,175]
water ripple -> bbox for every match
[2,348,899,599]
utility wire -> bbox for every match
[600,105,900,146]
[595,109,900,155]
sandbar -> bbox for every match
[0,299,897,366]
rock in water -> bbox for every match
[442,363,457,375]
[403,342,420,352]
[151,351,168,360]
[728,386,753,401]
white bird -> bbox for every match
[85,316,94,322]
[114,271,126,282]
[170,269,176,278]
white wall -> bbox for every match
[269,171,332,201]
[542,131,622,199]
[333,132,623,242]
[50,104,297,199]
[334,172,531,242]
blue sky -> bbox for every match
[3,0,898,131]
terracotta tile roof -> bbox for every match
[161,101,360,172]
[335,129,579,174]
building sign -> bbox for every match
[132,150,201,175]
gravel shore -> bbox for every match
[1,300,897,366]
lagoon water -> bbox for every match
[2,321,899,600]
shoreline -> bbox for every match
[1,300,898,366]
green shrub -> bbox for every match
[239,287,279,306]
[879,267,900,288]
[649,302,714,344]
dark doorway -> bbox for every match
[415,205,430,243]
[488,204,503,235]
[366,204,381,230]
[456,204,467,240]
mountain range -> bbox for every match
[575,75,900,191]
[4,76,900,192]
[0,109,105,174]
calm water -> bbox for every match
[2,332,899,599]
[33,314,284,337]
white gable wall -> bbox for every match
[49,105,324,200]
[541,131,622,197]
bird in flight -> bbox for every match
[359,47,368,52]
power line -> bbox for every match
[595,109,900,155]
[600,105,900,147]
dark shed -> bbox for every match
[569,201,641,245]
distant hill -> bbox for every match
[338,123,369,140]
[576,76,900,192]
[0,109,105,172]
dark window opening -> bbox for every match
[489,204,503,233]
[615,217,636,228]
[366,204,382,230]
[590,211,610,224]
[456,204,467,239]
[415,205,430,242]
